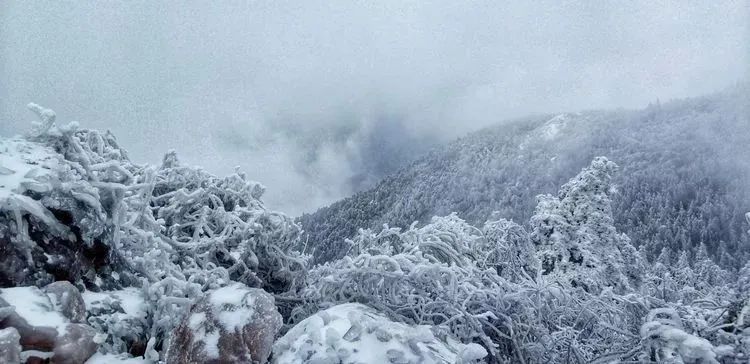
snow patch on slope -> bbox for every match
[518,113,575,151]
[540,113,571,140]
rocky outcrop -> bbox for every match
[0,285,97,363]
[273,303,487,364]
[165,283,282,364]
[44,281,87,324]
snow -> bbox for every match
[203,331,220,359]
[641,317,720,363]
[0,286,67,329]
[184,312,219,359]
[0,327,21,362]
[82,288,148,320]
[540,113,572,140]
[518,113,573,150]
[0,137,57,201]
[273,303,478,364]
[188,312,206,331]
[208,283,257,331]
[21,350,53,361]
[85,352,150,363]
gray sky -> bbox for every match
[1,1,748,215]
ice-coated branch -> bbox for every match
[27,102,56,137]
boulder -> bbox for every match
[0,286,97,363]
[166,283,282,364]
[44,281,87,323]
[54,323,98,364]
[0,327,21,363]
[273,303,487,364]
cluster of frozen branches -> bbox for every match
[292,157,750,363]
[0,104,307,358]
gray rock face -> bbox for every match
[44,281,87,323]
[0,327,21,363]
[166,283,282,364]
[53,323,98,364]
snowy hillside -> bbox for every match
[0,101,749,363]
[300,84,750,267]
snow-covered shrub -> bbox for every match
[481,217,539,281]
[1,104,309,359]
[530,157,636,293]
[640,308,722,363]
[83,288,149,356]
[149,152,307,295]
[294,212,651,363]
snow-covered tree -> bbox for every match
[530,157,635,293]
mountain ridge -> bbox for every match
[299,84,750,266]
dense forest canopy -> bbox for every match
[301,84,750,268]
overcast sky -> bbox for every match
[1,1,748,215]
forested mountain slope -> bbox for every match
[300,84,750,266]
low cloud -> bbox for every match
[1,1,747,214]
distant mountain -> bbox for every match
[300,84,750,267]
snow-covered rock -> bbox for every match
[0,136,59,202]
[0,327,21,363]
[55,323,98,364]
[273,303,487,364]
[0,286,97,363]
[44,281,87,324]
[165,283,282,364]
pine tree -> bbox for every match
[694,243,724,290]
[529,157,636,292]
[656,247,671,267]
[673,250,695,287]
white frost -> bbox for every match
[0,137,57,201]
[82,288,148,320]
[273,303,482,364]
[203,331,220,359]
[209,283,257,331]
[85,352,150,363]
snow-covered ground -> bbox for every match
[273,303,486,364]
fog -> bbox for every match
[1,1,747,215]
